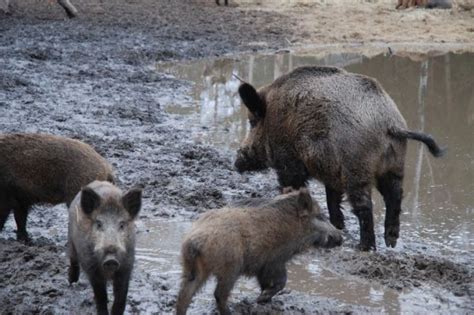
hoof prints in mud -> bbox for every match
[0,73,32,91]
[109,104,161,124]
[0,239,174,314]
[330,251,473,296]
[0,238,68,313]
[25,46,62,62]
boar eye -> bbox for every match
[249,118,258,128]
[96,220,103,229]
[119,221,126,230]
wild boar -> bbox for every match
[425,0,452,9]
[397,0,424,9]
[215,0,229,5]
[1,0,78,17]
[176,188,342,315]
[0,133,114,242]
[396,0,451,9]
[234,66,445,251]
[68,181,142,315]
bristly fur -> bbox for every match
[68,181,141,315]
[0,133,114,242]
[235,65,445,252]
[176,189,342,314]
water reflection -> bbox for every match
[237,0,393,4]
[157,52,474,253]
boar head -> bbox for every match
[235,82,269,173]
[80,185,142,276]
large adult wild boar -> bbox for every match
[0,133,114,242]
[235,66,445,251]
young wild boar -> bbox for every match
[0,133,114,242]
[235,66,445,251]
[176,188,342,315]
[68,181,142,315]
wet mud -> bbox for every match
[1,0,473,314]
[327,250,473,296]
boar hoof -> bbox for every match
[17,233,30,244]
[218,306,231,315]
[68,265,80,284]
[357,242,376,252]
[256,293,273,304]
[384,227,399,248]
[331,219,345,230]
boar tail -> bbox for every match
[181,240,202,282]
[177,241,207,315]
[106,173,116,184]
[388,127,446,157]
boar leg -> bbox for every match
[0,207,11,232]
[397,0,408,8]
[325,186,345,230]
[111,270,131,315]
[13,205,30,242]
[214,274,238,315]
[377,172,403,248]
[68,243,80,284]
[90,274,109,315]
[348,186,376,251]
[57,0,78,18]
[176,272,207,315]
[256,263,287,303]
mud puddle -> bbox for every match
[157,51,474,252]
[237,0,393,4]
[136,215,471,314]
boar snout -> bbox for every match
[325,229,343,248]
[234,149,248,173]
[234,148,267,173]
[98,244,124,273]
[103,255,120,272]
[312,219,344,248]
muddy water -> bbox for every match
[236,0,394,5]
[139,52,473,312]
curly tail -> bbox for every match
[388,127,446,157]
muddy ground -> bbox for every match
[0,0,473,314]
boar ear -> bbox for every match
[296,188,313,218]
[238,83,266,119]
[81,187,101,215]
[122,188,142,219]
